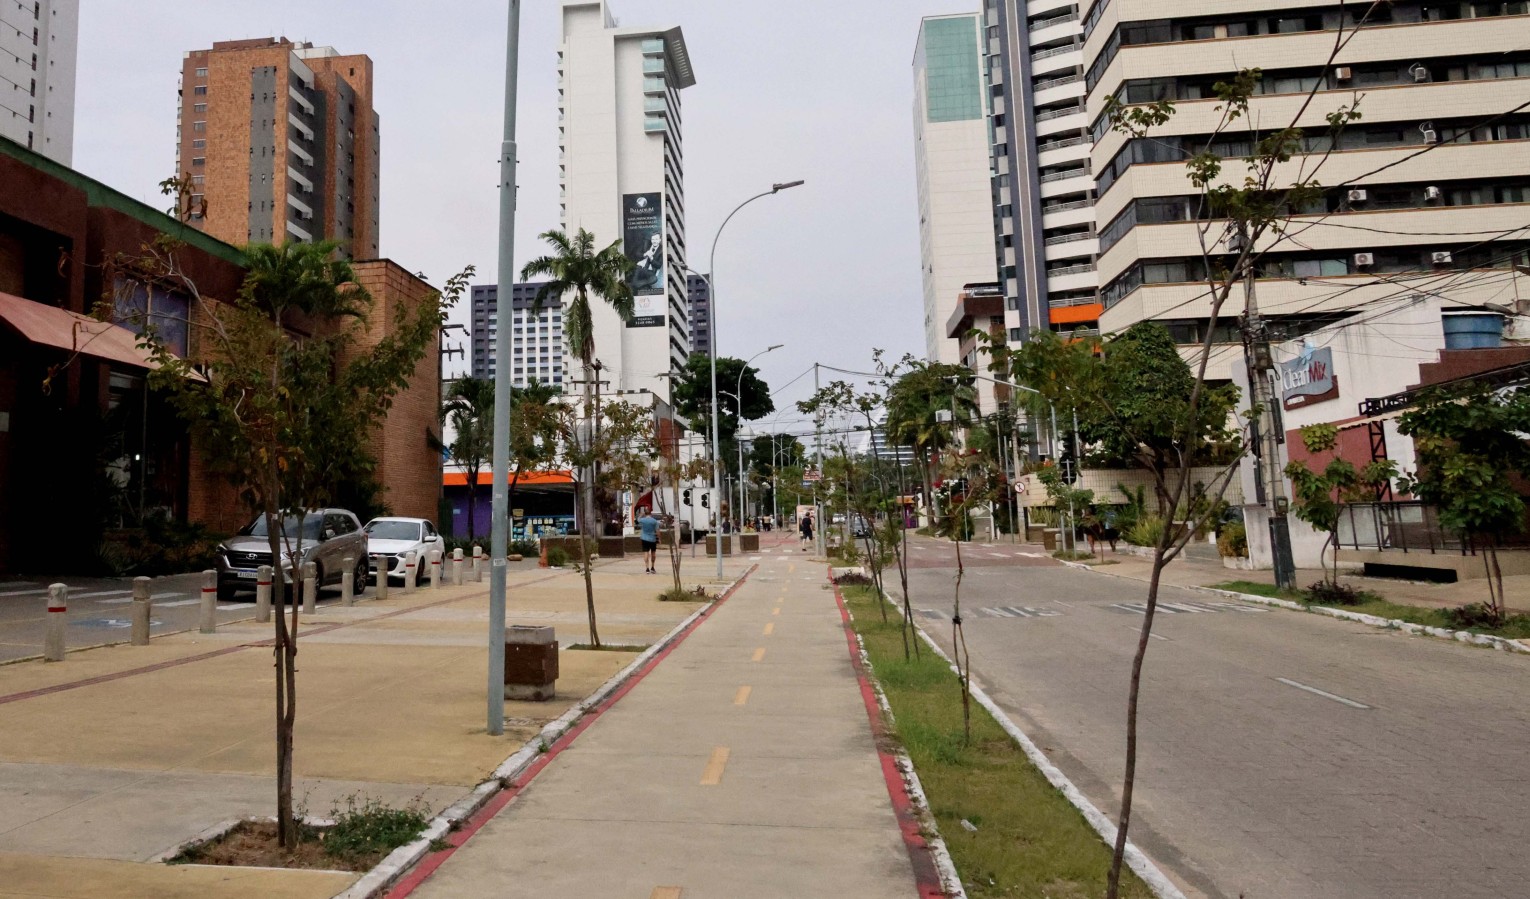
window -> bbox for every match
[191,139,205,149]
[192,120,205,132]
[193,103,207,113]
[193,85,207,96]
[192,157,205,167]
[194,67,207,77]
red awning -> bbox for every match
[443,470,575,488]
[0,290,158,371]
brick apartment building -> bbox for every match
[176,37,379,259]
[0,137,438,573]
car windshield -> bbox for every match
[366,521,422,541]
[240,514,323,540]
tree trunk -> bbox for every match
[1107,541,1169,897]
[952,537,971,745]
[573,487,601,647]
[465,464,478,541]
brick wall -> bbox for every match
[350,260,441,522]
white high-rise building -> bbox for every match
[0,0,77,165]
[913,13,1000,369]
[558,0,694,402]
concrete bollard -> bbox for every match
[373,556,389,600]
[429,550,442,589]
[302,562,317,614]
[341,556,355,607]
[256,566,273,622]
[473,545,483,583]
[131,576,152,645]
[199,570,218,634]
[403,552,417,594]
[452,548,464,586]
[44,584,67,662]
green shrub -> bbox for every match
[545,546,569,568]
[1124,515,1165,547]
[1441,602,1508,629]
[1216,521,1248,558]
[99,518,226,577]
[321,795,431,866]
[1305,580,1362,606]
[511,539,540,557]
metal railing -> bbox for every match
[1034,74,1083,93]
[1049,294,1102,307]
[1048,262,1097,277]
[1039,166,1090,183]
[1032,44,1079,63]
[1045,231,1097,245]
[1336,501,1530,555]
[1036,105,1085,122]
[1031,13,1079,32]
[1042,198,1094,214]
[1038,134,1089,153]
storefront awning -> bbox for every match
[0,290,158,371]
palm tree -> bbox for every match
[520,228,635,538]
[444,377,494,540]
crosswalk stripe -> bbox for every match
[1161,602,1208,614]
[70,590,133,599]
[983,607,1014,618]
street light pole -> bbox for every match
[731,344,782,550]
[487,0,521,737]
[703,182,803,577]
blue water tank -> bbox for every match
[1442,314,1504,350]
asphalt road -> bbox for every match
[0,573,350,663]
[896,537,1530,899]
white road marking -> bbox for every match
[987,553,1008,559]
[1126,626,1170,641]
[1111,603,1149,615]
[0,588,46,597]
[984,607,1015,618]
[157,599,203,608]
[1160,602,1208,614]
[70,590,133,599]
[1275,677,1371,709]
[1016,552,1045,558]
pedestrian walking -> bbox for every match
[799,512,814,551]
[637,508,661,574]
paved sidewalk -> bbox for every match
[404,542,922,898]
[0,554,729,898]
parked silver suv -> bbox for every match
[217,509,370,601]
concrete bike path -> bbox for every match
[400,552,924,898]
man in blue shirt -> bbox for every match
[637,509,661,574]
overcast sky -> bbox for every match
[75,0,980,425]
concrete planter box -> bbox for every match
[740,534,760,552]
[705,535,734,556]
[1222,555,1256,571]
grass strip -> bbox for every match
[841,585,1153,898]
[1212,581,1530,640]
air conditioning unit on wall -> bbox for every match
[1431,251,1454,265]
[1353,252,1375,268]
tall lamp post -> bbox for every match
[699,181,804,577]
[487,0,521,736]
[728,344,783,550]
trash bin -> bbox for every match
[504,625,558,702]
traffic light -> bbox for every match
[701,492,711,509]
[683,489,693,506]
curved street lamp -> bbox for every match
[698,181,804,576]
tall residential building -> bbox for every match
[686,272,711,358]
[1078,1,1529,353]
[913,13,1001,368]
[0,0,76,165]
[175,37,380,259]
[986,0,1101,347]
[469,283,566,388]
[559,1,694,402]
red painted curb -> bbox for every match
[384,565,759,899]
[831,571,949,899]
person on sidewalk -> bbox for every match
[638,509,661,574]
[799,512,814,551]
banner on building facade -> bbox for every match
[622,192,665,328]
[1280,345,1340,409]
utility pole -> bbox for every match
[1240,231,1297,590]
[487,0,521,737]
[814,363,825,557]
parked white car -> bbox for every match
[364,517,446,587]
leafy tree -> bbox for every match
[1398,385,1530,622]
[1284,423,1396,587]
[671,352,775,442]
[520,228,635,538]
[443,377,493,540]
[141,239,464,849]
[885,360,977,520]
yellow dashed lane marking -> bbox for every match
[773,607,781,616]
[700,746,730,785]
[789,564,796,574]
[751,647,766,662]
[651,888,683,899]
[763,622,775,636]
[734,685,751,706]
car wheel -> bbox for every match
[353,556,368,595]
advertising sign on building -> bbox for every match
[622,192,665,328]
[1280,345,1340,410]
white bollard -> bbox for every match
[256,566,273,622]
[473,545,483,583]
[429,550,442,589]
[403,552,417,594]
[302,562,317,614]
[131,576,152,646]
[341,556,355,607]
[373,556,389,601]
[44,584,67,662]
[199,570,218,634]
[452,548,464,586]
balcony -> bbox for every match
[1036,134,1088,154]
[1043,197,1093,214]
[1031,45,1076,63]
[1036,105,1084,123]
[1039,165,1089,183]
[1033,74,1081,93]
[1044,230,1096,246]
[643,58,665,76]
[1047,262,1096,278]
[1030,13,1078,32]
